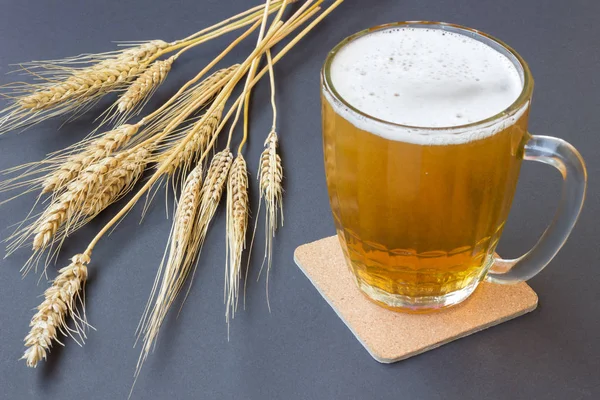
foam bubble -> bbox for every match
[326,27,526,145]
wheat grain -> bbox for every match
[22,253,90,368]
[117,57,174,114]
[42,124,139,194]
[225,154,248,324]
[18,41,168,111]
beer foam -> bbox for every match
[326,26,526,144]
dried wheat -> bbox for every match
[83,145,152,216]
[259,130,283,233]
[4,0,348,377]
[31,145,142,252]
[198,149,233,229]
[256,130,283,306]
[19,41,167,111]
[225,154,248,324]
[32,160,112,251]
[160,107,222,176]
[42,124,140,194]
[117,57,174,114]
[22,253,90,367]
[0,41,167,135]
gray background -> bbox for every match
[0,0,598,399]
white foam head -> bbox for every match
[325,26,526,144]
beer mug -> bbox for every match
[321,22,587,311]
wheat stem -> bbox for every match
[237,0,281,155]
[266,50,278,130]
[19,41,167,111]
[169,3,286,60]
[139,20,261,125]
[15,142,152,271]
[0,40,168,135]
[178,0,288,43]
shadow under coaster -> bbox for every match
[294,236,538,363]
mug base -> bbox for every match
[356,277,481,313]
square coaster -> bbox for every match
[294,236,538,363]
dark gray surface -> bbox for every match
[0,0,598,399]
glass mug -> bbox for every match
[321,22,587,312]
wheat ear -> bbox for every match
[136,164,203,376]
[196,149,233,236]
[82,145,153,216]
[42,124,140,194]
[18,40,167,111]
[225,154,248,325]
[258,130,283,281]
[31,160,113,252]
[159,106,223,176]
[0,40,167,135]
[25,144,150,256]
[22,253,90,367]
[117,56,174,115]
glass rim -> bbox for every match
[322,21,534,133]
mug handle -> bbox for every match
[486,135,587,284]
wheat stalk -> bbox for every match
[225,154,248,325]
[22,253,90,368]
[0,40,167,135]
[8,144,151,275]
[10,0,344,372]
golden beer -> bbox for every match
[323,98,529,307]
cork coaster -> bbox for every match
[294,236,538,363]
